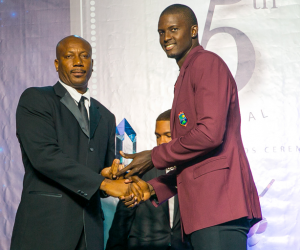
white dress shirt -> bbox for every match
[59,80,91,119]
[166,166,176,228]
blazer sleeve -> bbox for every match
[16,88,103,200]
[152,53,234,169]
[105,201,136,250]
[148,169,177,206]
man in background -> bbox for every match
[106,110,191,250]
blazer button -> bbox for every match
[89,148,94,152]
[81,191,84,195]
[77,190,81,193]
[84,193,87,197]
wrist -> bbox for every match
[100,179,110,192]
[147,183,156,196]
[100,190,109,198]
[100,180,110,197]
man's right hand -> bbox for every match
[120,176,155,208]
[99,177,145,203]
[100,178,131,198]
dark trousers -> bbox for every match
[189,218,250,250]
[75,229,87,250]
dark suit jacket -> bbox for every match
[10,82,115,250]
[149,46,262,234]
[105,168,192,250]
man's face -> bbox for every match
[155,120,171,146]
[158,13,194,63]
[54,37,93,94]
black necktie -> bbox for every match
[78,96,89,136]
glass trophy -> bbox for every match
[116,118,136,167]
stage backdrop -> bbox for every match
[0,0,299,249]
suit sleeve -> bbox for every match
[99,117,116,198]
[105,116,116,168]
[16,88,104,200]
[148,169,177,206]
[152,53,234,169]
[105,201,136,250]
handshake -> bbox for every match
[99,151,155,207]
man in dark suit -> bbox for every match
[117,4,262,250]
[10,35,132,250]
[106,110,192,250]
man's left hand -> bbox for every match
[101,159,124,179]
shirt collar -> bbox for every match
[59,80,91,107]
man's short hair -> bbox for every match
[160,4,198,27]
[156,109,171,122]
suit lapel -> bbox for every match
[170,46,204,137]
[171,70,185,138]
[172,194,180,228]
[54,82,89,138]
[89,100,101,139]
[161,199,170,225]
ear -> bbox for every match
[54,59,59,72]
[191,25,198,38]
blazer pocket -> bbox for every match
[193,156,229,179]
[29,191,62,198]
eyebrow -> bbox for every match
[65,50,90,55]
[155,131,171,135]
[158,24,179,32]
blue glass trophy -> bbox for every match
[116,118,136,166]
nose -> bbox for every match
[73,55,83,66]
[159,136,168,145]
[164,30,172,43]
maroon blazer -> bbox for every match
[148,46,262,235]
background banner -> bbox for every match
[0,0,299,249]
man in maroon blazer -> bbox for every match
[117,4,262,250]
